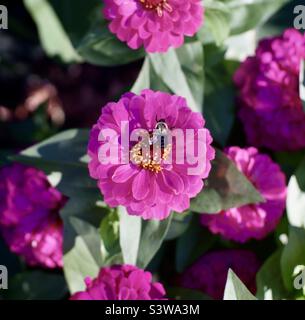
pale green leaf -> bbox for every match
[256,249,289,300]
[24,0,81,63]
[223,269,257,300]
[137,214,173,269]
[118,206,141,266]
[281,226,305,292]
[64,217,104,294]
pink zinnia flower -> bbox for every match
[180,250,260,300]
[103,0,204,53]
[70,265,167,300]
[0,163,65,268]
[88,89,215,220]
[200,147,286,242]
[234,29,305,151]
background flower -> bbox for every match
[103,0,204,53]
[0,163,65,268]
[180,250,260,300]
[234,29,305,151]
[200,147,286,242]
[70,265,167,300]
[88,89,215,220]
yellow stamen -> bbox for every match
[130,140,172,173]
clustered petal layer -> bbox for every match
[88,89,215,220]
[70,264,167,300]
[103,0,204,53]
[0,163,65,268]
[234,29,305,151]
[180,249,260,300]
[200,147,286,242]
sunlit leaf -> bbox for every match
[191,149,264,214]
[24,0,81,63]
[137,214,173,269]
[256,249,290,300]
[223,269,257,300]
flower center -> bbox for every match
[130,122,172,173]
[139,0,172,17]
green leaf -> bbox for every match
[300,59,305,113]
[199,0,288,45]
[274,150,305,179]
[201,0,231,46]
[0,150,13,167]
[281,226,305,292]
[11,129,89,168]
[204,58,238,146]
[54,175,107,295]
[204,44,226,68]
[257,1,298,40]
[49,0,100,44]
[224,0,290,35]
[175,216,215,272]
[34,0,144,66]
[137,214,173,269]
[76,17,145,66]
[64,217,104,294]
[149,42,204,112]
[4,271,67,300]
[191,149,264,214]
[118,206,141,266]
[204,86,235,146]
[225,31,256,62]
[256,249,290,300]
[165,212,192,241]
[131,56,172,94]
[131,57,151,94]
[10,129,95,199]
[23,0,81,63]
[175,42,205,109]
[60,188,107,284]
[61,188,113,294]
[99,211,120,257]
[132,42,204,111]
[223,269,257,300]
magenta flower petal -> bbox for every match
[0,163,66,268]
[112,164,139,183]
[70,265,167,300]
[234,29,305,151]
[103,0,204,53]
[132,169,150,200]
[88,90,215,220]
[200,147,286,242]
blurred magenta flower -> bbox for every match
[180,249,260,300]
[0,163,65,268]
[88,89,215,220]
[70,265,167,300]
[200,147,286,242]
[103,0,204,53]
[234,29,305,151]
